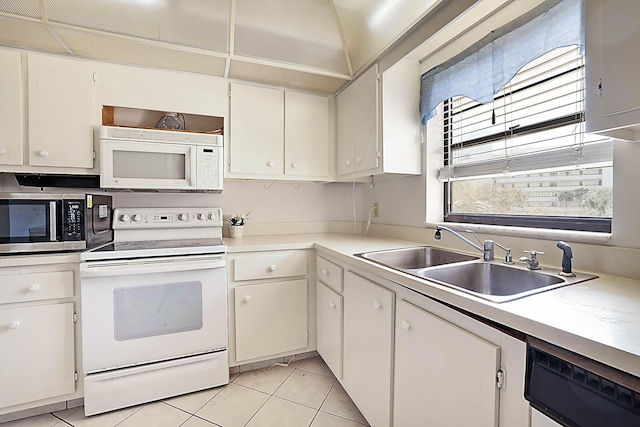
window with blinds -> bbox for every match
[438,46,613,232]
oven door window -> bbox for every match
[0,201,54,243]
[113,281,203,341]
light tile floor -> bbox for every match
[2,357,369,427]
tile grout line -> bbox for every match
[239,364,304,427]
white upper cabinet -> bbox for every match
[354,65,379,173]
[229,83,285,177]
[0,49,23,166]
[337,65,378,178]
[284,91,330,179]
[337,83,356,176]
[586,0,640,141]
[337,61,421,180]
[28,53,95,169]
[228,83,330,180]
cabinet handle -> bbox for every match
[346,160,351,166]
[291,162,297,168]
[0,148,6,155]
[373,300,382,310]
[401,321,411,331]
[267,161,274,167]
[322,269,329,276]
[29,284,40,292]
[9,321,20,329]
[269,264,277,271]
[39,150,49,157]
[329,302,336,309]
[243,295,252,303]
[356,156,362,163]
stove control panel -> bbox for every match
[113,208,223,229]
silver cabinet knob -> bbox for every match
[29,284,40,292]
[9,321,19,329]
[39,150,49,157]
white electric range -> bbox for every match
[80,207,228,416]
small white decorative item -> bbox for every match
[229,225,244,239]
[227,212,250,239]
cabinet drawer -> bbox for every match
[233,250,307,281]
[0,271,74,304]
[317,256,343,293]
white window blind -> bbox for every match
[438,46,613,183]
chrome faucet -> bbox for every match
[434,226,507,262]
[519,250,543,270]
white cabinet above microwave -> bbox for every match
[99,126,223,192]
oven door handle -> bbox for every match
[80,255,226,277]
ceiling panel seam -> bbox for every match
[38,0,46,22]
[46,26,74,55]
[328,0,353,78]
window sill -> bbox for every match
[425,221,612,246]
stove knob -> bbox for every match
[208,212,216,220]
[178,213,188,221]
[132,214,142,222]
[197,213,206,221]
[120,214,131,222]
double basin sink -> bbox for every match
[357,247,597,303]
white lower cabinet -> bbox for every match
[315,253,530,427]
[316,281,342,379]
[0,261,78,415]
[343,271,394,427]
[394,299,500,427]
[228,250,314,367]
[0,303,75,408]
[234,279,308,362]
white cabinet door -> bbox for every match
[0,49,23,166]
[0,303,75,407]
[355,65,379,172]
[394,299,500,427]
[229,83,284,176]
[316,281,342,379]
[28,54,94,169]
[234,279,307,362]
[600,0,640,117]
[284,91,329,179]
[337,83,356,176]
[585,0,640,140]
[343,271,393,427]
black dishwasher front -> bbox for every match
[525,338,640,427]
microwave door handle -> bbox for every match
[49,201,57,242]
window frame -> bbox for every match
[441,52,612,234]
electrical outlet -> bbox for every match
[373,203,379,217]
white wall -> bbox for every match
[0,174,364,227]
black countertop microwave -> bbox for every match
[0,193,113,255]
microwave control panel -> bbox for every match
[63,199,85,241]
[196,146,223,190]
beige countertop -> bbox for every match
[226,232,640,378]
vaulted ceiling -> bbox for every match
[0,0,443,93]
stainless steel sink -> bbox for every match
[357,246,597,303]
[357,246,478,270]
[417,262,597,303]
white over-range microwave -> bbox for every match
[99,126,223,192]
